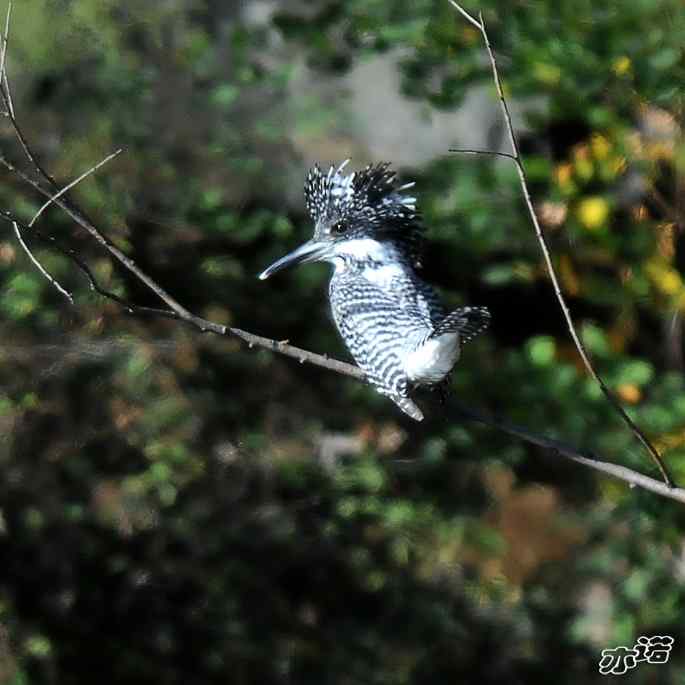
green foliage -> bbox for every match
[0,0,684,683]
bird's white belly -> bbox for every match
[404,333,460,384]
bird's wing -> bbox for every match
[431,306,490,342]
[388,270,444,328]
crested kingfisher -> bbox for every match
[259,160,490,421]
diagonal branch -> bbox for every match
[451,402,685,504]
[448,148,517,161]
[0,0,13,119]
[0,0,11,90]
[0,152,197,319]
[0,5,54,187]
[448,1,674,488]
[12,219,73,303]
[29,148,123,227]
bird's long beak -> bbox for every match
[258,240,329,280]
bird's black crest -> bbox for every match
[304,160,424,263]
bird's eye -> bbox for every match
[331,220,348,235]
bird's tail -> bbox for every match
[431,306,490,342]
[391,395,424,421]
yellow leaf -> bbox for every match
[612,56,632,76]
[617,384,641,404]
[659,269,682,296]
[590,134,611,160]
[554,163,573,191]
[576,197,610,230]
[645,258,683,296]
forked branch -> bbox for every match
[448,0,674,488]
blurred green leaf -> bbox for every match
[526,336,556,366]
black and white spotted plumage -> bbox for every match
[329,265,437,420]
[259,160,490,421]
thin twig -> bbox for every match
[2,70,13,118]
[448,148,517,161]
[29,148,123,227]
[448,1,674,488]
[26,224,139,313]
[0,21,55,187]
[0,152,197,318]
[0,0,13,118]
[451,402,685,504]
[447,0,481,30]
[0,87,50,180]
[0,0,11,85]
[12,220,73,303]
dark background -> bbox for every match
[1,0,684,682]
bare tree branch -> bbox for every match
[452,402,685,504]
[0,0,11,87]
[0,182,366,380]
[448,1,674,488]
[0,0,13,119]
[12,220,73,303]
[0,2,682,504]
[0,11,54,186]
[448,0,482,30]
[448,148,517,161]
[29,148,123,227]
[0,152,198,316]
